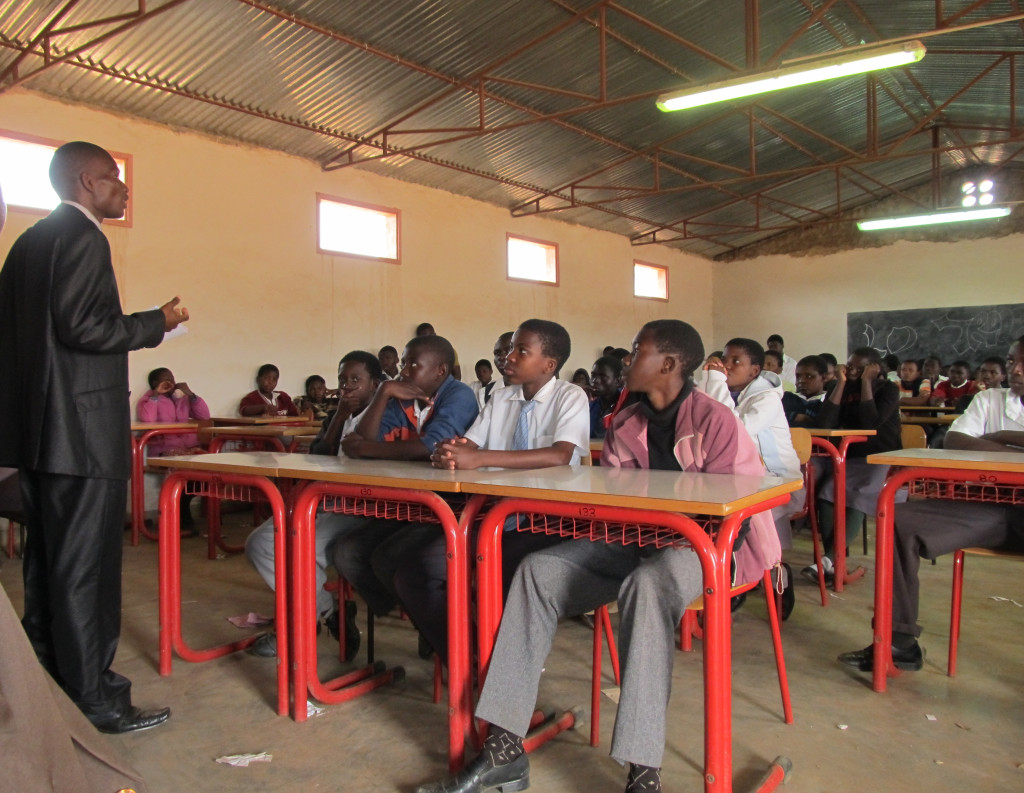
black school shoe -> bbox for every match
[837,641,924,672]
[324,600,361,662]
[780,562,795,621]
[94,705,171,734]
[413,752,529,793]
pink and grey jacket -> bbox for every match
[601,387,783,586]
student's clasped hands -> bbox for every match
[431,437,477,470]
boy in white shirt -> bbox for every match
[839,335,1024,673]
[368,319,590,663]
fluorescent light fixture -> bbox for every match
[857,207,1010,231]
[657,41,926,112]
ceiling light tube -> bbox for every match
[857,206,1010,231]
[657,41,926,112]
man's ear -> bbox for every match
[661,355,678,374]
[752,364,763,377]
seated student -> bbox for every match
[897,358,932,406]
[802,348,903,584]
[958,356,1008,413]
[838,335,1024,673]
[330,335,479,627]
[783,355,828,425]
[412,320,781,793]
[378,345,399,381]
[763,348,796,392]
[246,351,383,658]
[136,367,210,455]
[470,358,498,410]
[700,338,803,617]
[929,359,978,407]
[571,367,592,396]
[239,363,301,417]
[767,333,798,386]
[296,374,334,421]
[416,322,463,381]
[922,355,947,386]
[880,354,897,385]
[819,352,838,385]
[589,355,623,439]
[373,319,590,663]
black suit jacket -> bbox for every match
[0,204,165,480]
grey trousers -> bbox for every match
[474,539,703,768]
[892,500,1024,637]
[244,510,373,616]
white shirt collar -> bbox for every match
[61,200,103,229]
[509,376,558,404]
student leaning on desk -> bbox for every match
[379,319,590,665]
[413,319,781,793]
[838,334,1024,673]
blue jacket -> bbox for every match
[378,375,479,452]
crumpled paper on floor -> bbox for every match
[216,752,272,767]
[227,612,274,628]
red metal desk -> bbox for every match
[148,452,291,715]
[866,448,1024,692]
[130,422,199,545]
[459,465,801,793]
[806,429,874,592]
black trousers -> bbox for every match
[19,470,132,724]
[891,499,1024,638]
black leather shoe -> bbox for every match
[413,752,529,793]
[95,705,171,734]
[325,600,360,661]
[248,632,277,657]
[838,642,924,672]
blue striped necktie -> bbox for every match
[512,399,535,450]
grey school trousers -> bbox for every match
[474,538,703,769]
[891,500,1024,638]
[244,511,373,616]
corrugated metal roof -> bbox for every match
[2,0,1023,258]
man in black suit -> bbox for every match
[0,141,188,733]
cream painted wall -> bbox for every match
[0,90,712,416]
[711,238,1024,362]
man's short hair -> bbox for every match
[883,354,900,372]
[49,141,112,199]
[340,350,383,381]
[593,355,623,377]
[257,363,279,378]
[305,374,326,390]
[725,337,766,368]
[406,334,456,371]
[517,318,571,372]
[378,345,397,357]
[851,347,883,365]
[641,319,705,378]
[767,333,784,346]
[950,359,971,371]
[415,322,435,336]
[475,359,492,371]
[797,355,827,375]
[818,352,838,366]
[147,367,171,389]
[764,349,783,367]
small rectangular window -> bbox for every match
[317,194,400,263]
[0,130,131,226]
[634,261,669,301]
[507,233,558,285]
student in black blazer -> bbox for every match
[0,141,188,733]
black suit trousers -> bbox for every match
[19,470,131,723]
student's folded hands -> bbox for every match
[431,436,476,469]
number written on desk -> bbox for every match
[360,487,374,496]
[578,506,596,518]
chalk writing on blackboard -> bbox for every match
[847,303,1024,365]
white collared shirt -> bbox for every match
[338,409,366,458]
[464,378,590,463]
[948,388,1024,437]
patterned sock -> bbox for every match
[483,727,524,767]
[626,763,662,793]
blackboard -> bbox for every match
[846,303,1024,366]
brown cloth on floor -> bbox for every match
[0,580,150,793]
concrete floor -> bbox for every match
[2,515,1022,793]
